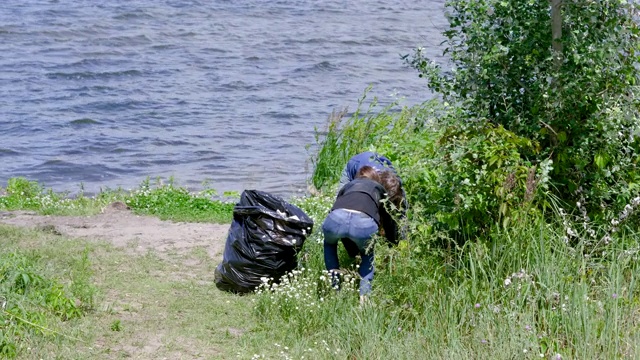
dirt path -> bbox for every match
[0,206,230,259]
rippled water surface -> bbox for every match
[0,0,446,197]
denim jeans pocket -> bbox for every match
[348,214,378,251]
[322,211,345,245]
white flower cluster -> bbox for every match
[557,207,576,243]
[255,270,321,312]
[618,196,640,222]
[255,268,358,317]
[556,191,640,249]
[537,159,553,191]
[503,268,533,289]
[600,195,640,245]
[257,340,342,359]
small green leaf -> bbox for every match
[595,153,609,169]
[557,131,567,143]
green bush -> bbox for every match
[415,116,547,237]
[311,98,550,239]
[408,0,640,223]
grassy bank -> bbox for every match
[4,0,640,357]
[285,97,640,359]
[2,95,640,359]
[0,178,239,358]
[0,223,258,359]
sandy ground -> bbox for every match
[0,204,230,259]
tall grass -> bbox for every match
[249,97,640,358]
[252,193,640,359]
[310,88,435,191]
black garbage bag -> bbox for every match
[214,190,314,293]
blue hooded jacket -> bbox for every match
[345,151,395,181]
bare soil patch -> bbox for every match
[0,207,230,259]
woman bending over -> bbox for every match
[322,165,399,299]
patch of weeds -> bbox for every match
[69,248,97,310]
[0,248,94,358]
[124,177,235,223]
[0,176,236,223]
[110,319,122,332]
[254,268,361,335]
[0,177,127,216]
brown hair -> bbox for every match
[379,170,403,208]
[355,165,381,183]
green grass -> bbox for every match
[0,226,96,358]
[0,177,235,223]
[124,178,235,223]
[248,194,640,359]
[309,88,439,193]
[311,88,400,191]
[0,224,258,359]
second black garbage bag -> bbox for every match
[214,190,314,293]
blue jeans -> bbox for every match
[322,208,377,296]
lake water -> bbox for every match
[0,0,447,198]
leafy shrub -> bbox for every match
[415,117,549,237]
[312,97,550,239]
[408,0,640,223]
